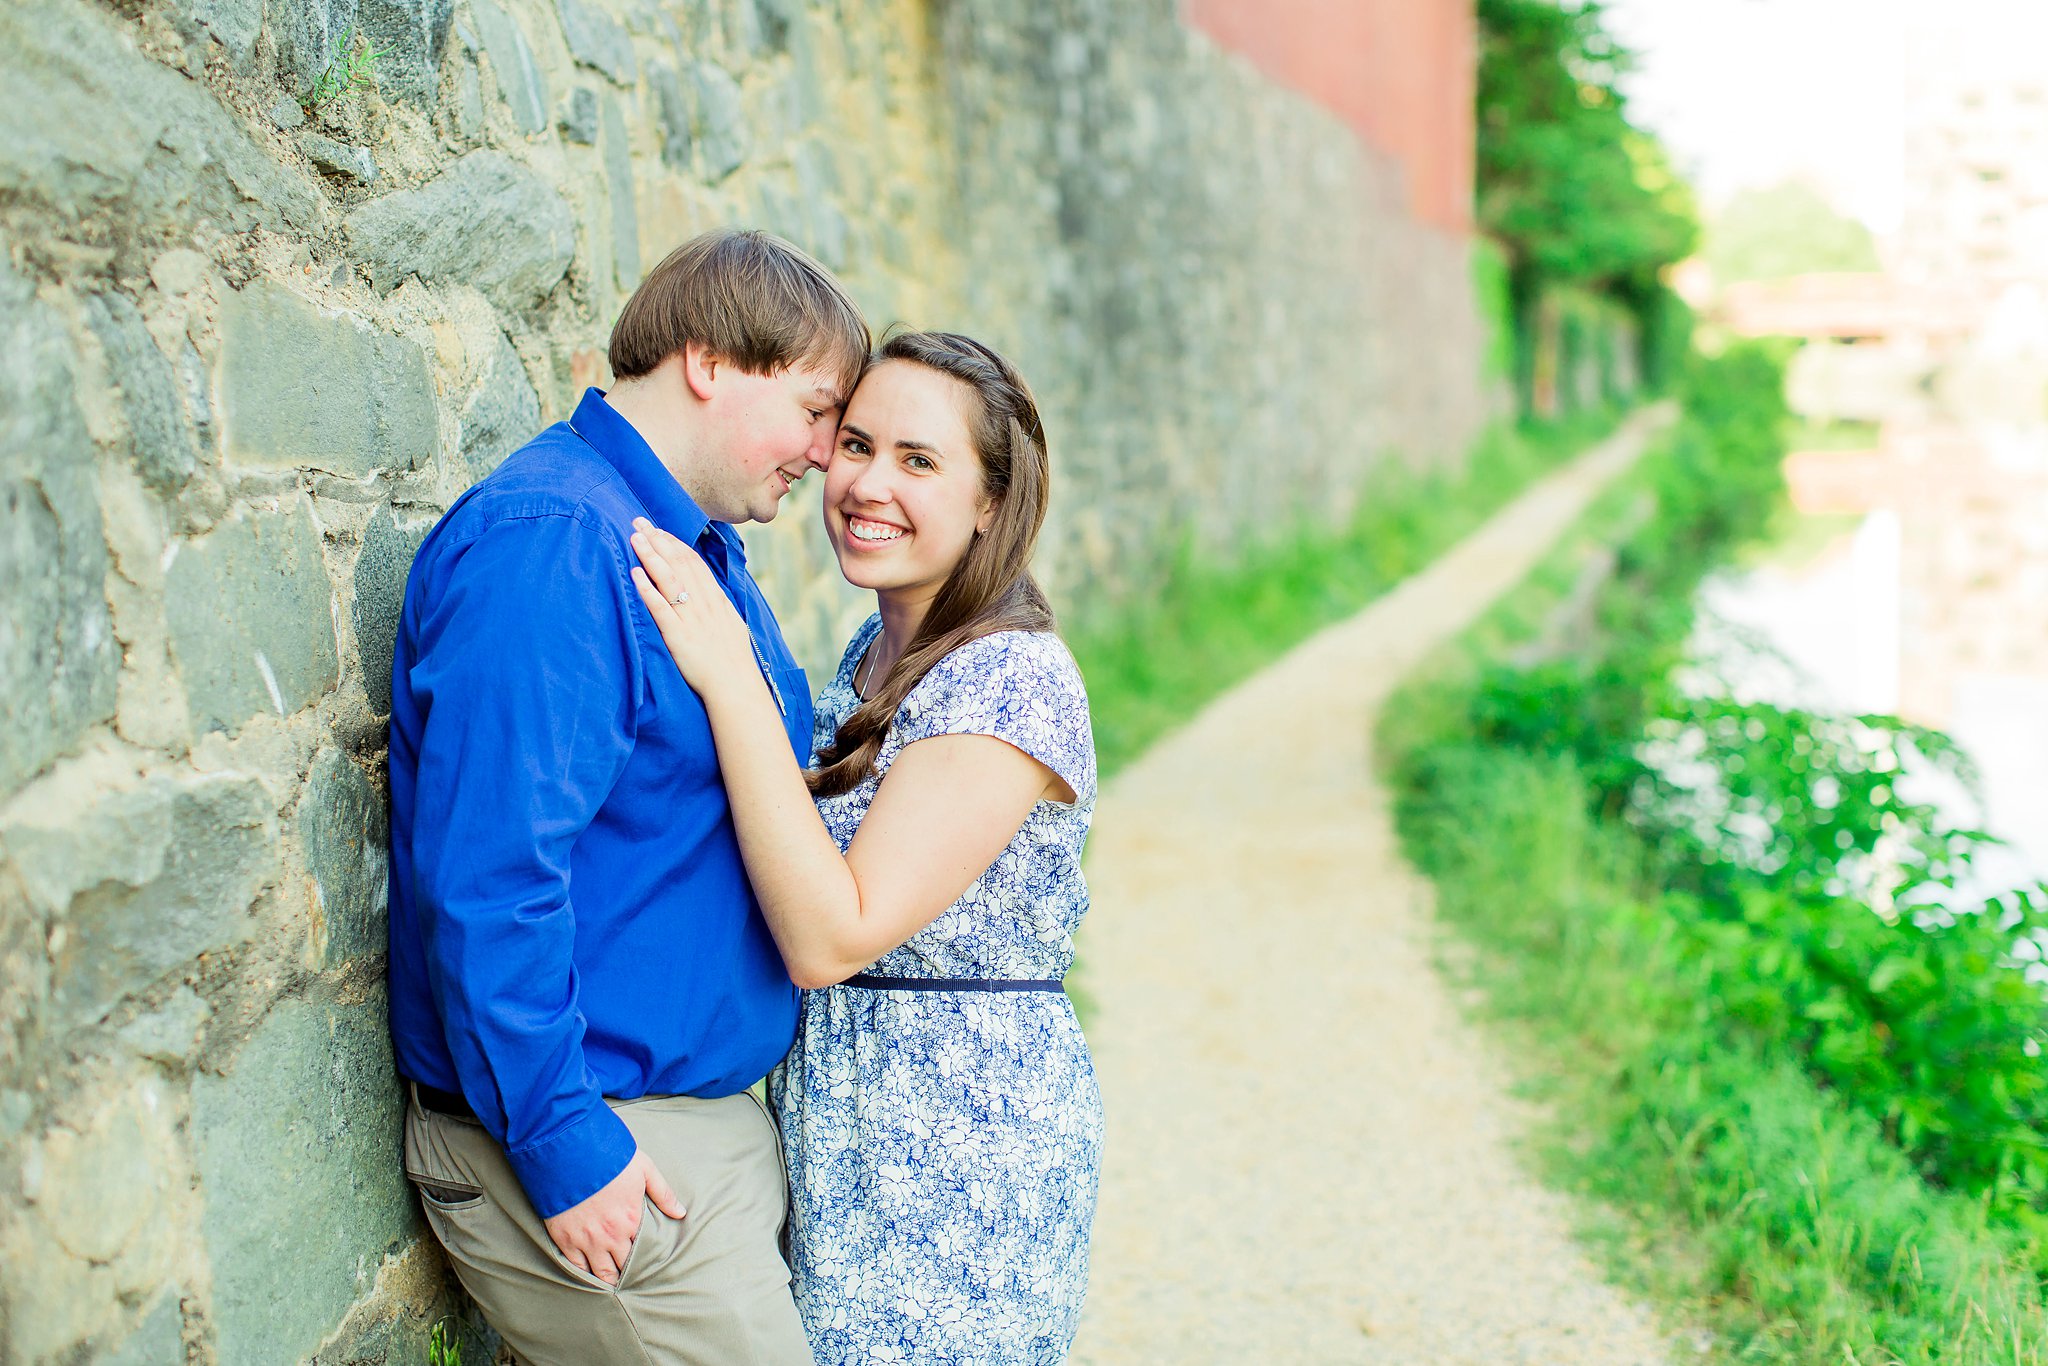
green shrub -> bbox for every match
[1384,339,2048,1357]
[1069,407,1620,774]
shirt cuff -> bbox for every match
[505,1101,638,1219]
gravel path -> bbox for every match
[1071,408,1678,1365]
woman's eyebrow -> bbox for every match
[840,423,942,458]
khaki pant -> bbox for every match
[403,1088,813,1366]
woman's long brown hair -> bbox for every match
[807,331,1054,798]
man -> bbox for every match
[387,229,868,1363]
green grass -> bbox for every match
[1373,348,2048,1362]
[1384,740,2048,1363]
[301,26,387,112]
[1067,407,1623,775]
[1072,338,2048,1359]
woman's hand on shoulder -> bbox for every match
[629,519,761,705]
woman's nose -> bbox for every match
[846,460,893,504]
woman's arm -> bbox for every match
[629,523,1058,988]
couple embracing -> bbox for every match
[386,229,1103,1364]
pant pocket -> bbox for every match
[406,1171,487,1213]
[741,1088,797,1281]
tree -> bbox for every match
[1476,0,1700,400]
[1708,179,1881,285]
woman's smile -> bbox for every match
[845,514,908,545]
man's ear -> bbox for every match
[680,341,721,402]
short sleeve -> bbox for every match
[894,632,1096,803]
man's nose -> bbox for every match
[805,423,834,470]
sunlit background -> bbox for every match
[1614,0,2048,885]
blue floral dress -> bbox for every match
[769,615,1104,1365]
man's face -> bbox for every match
[695,358,847,524]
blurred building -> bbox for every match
[1183,0,1475,234]
[1715,1,2048,874]
[1719,3,2048,366]
[1898,1,2048,356]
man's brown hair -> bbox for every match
[608,229,870,398]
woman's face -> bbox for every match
[823,360,994,604]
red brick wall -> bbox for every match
[1183,0,1475,234]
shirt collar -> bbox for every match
[568,388,744,557]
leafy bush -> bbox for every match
[1385,339,2048,1356]
[1069,408,1620,774]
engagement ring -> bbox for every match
[671,591,690,606]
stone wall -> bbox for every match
[0,0,1489,1360]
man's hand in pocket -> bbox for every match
[543,1150,686,1285]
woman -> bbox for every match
[628,331,1102,1363]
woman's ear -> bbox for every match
[975,496,999,536]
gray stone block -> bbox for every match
[556,0,636,85]
[269,95,308,130]
[349,504,430,715]
[793,138,840,200]
[0,258,118,795]
[457,329,541,485]
[95,1292,184,1366]
[649,64,692,171]
[83,292,200,494]
[691,62,749,183]
[0,0,322,237]
[722,0,763,57]
[279,0,452,108]
[174,339,220,462]
[783,11,824,128]
[164,502,342,735]
[752,0,797,50]
[559,86,599,144]
[171,0,263,66]
[193,992,416,1366]
[218,279,438,478]
[453,60,485,141]
[273,0,361,99]
[299,132,380,183]
[117,986,211,1064]
[469,0,549,135]
[602,94,641,290]
[297,748,388,963]
[752,178,803,244]
[806,200,849,269]
[358,0,457,106]
[149,249,211,297]
[3,772,273,1027]
[344,151,577,311]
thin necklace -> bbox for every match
[853,642,880,701]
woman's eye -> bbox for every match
[907,454,934,472]
[839,437,870,457]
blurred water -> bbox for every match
[1698,406,2048,892]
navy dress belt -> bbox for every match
[842,973,1065,993]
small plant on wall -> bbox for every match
[301,26,387,113]
[426,1316,461,1366]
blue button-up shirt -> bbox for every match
[387,388,812,1217]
